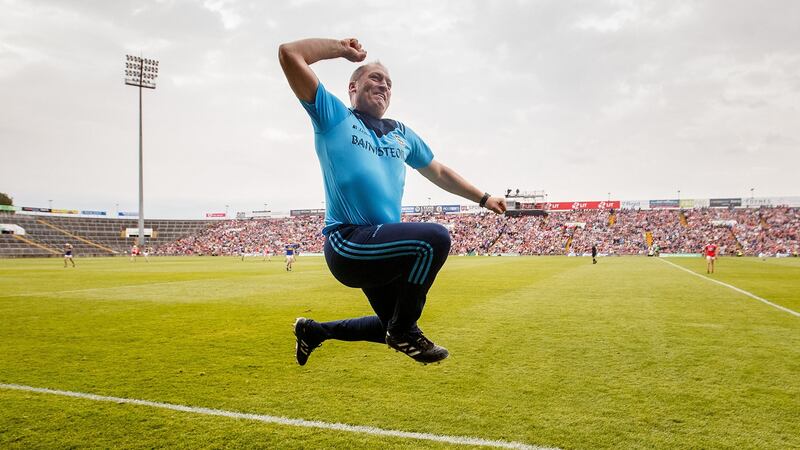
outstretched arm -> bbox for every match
[278,38,367,102]
[417,160,507,214]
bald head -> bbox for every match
[348,61,392,118]
[350,61,388,84]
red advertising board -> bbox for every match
[529,201,620,211]
[205,212,226,218]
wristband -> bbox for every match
[479,192,491,208]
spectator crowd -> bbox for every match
[154,207,800,257]
[155,215,325,256]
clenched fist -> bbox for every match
[340,38,367,62]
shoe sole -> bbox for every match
[387,343,449,365]
[418,353,449,365]
[391,349,449,365]
[293,317,306,366]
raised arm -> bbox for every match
[417,160,507,214]
[278,38,367,102]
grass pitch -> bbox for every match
[1,256,798,449]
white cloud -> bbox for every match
[600,81,666,119]
[574,1,694,33]
[202,0,243,30]
[575,3,641,33]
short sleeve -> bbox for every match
[403,124,435,169]
[300,82,350,133]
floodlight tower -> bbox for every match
[124,54,159,246]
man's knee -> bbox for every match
[427,224,451,253]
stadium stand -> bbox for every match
[154,215,326,256]
[0,212,214,257]
[0,234,60,257]
[1,207,798,258]
[154,207,800,257]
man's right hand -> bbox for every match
[279,38,368,103]
[339,38,367,62]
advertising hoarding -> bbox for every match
[440,205,461,213]
[693,198,710,208]
[125,228,153,237]
[649,199,680,209]
[536,201,620,211]
[621,200,648,210]
[404,205,462,214]
[709,198,742,208]
[740,197,800,208]
[290,209,325,216]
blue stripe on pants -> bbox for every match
[329,231,433,284]
[319,222,451,340]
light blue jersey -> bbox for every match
[301,83,434,235]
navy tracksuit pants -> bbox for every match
[319,222,451,344]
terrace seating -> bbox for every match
[2,207,798,258]
[0,212,215,257]
[0,234,59,257]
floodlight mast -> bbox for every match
[124,55,159,246]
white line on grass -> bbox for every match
[0,383,558,450]
[0,280,193,299]
[658,258,800,317]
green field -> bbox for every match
[1,256,798,449]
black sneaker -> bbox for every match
[386,330,449,364]
[294,318,323,366]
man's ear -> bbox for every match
[348,80,357,95]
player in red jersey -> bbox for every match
[703,242,718,274]
[262,246,272,262]
[130,244,141,262]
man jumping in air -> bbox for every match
[279,37,506,365]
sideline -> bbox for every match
[0,270,313,299]
[0,383,558,450]
[0,280,188,298]
[658,258,800,317]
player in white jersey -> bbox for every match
[63,243,76,268]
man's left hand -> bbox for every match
[484,197,507,214]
